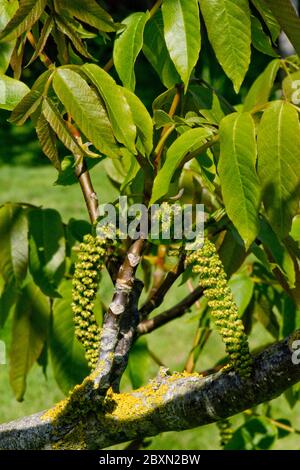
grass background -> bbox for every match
[0,162,300,450]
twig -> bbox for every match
[137,285,204,335]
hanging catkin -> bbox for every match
[186,238,252,377]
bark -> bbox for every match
[0,331,299,450]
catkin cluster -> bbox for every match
[72,234,106,369]
[186,238,252,377]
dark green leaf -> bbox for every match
[162,0,200,90]
[218,112,260,249]
[257,100,300,239]
[200,0,251,93]
[250,0,280,42]
[114,11,149,91]
[0,0,47,41]
[28,208,65,297]
[10,281,50,401]
[225,417,277,450]
[50,279,89,394]
[53,68,119,158]
[143,11,180,89]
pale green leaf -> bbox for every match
[263,0,300,56]
[113,11,150,91]
[0,74,29,110]
[53,68,119,158]
[0,0,47,41]
[81,64,137,154]
[50,280,89,394]
[54,0,119,33]
[10,282,50,401]
[200,0,251,93]
[0,0,18,73]
[150,127,213,204]
[122,86,153,157]
[218,112,260,249]
[257,100,300,239]
[162,0,200,90]
[143,11,180,89]
[243,59,280,111]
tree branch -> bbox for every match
[137,285,204,335]
[1,332,299,450]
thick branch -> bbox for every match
[1,332,299,450]
[137,285,204,335]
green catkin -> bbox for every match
[72,234,106,369]
[217,419,233,447]
[186,238,252,377]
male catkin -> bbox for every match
[72,234,106,369]
[186,238,252,377]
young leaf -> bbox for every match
[257,101,300,239]
[250,0,280,42]
[0,203,28,287]
[150,127,213,204]
[113,11,150,91]
[162,0,200,90]
[0,74,29,110]
[54,0,119,33]
[143,11,180,89]
[53,68,119,158]
[251,15,278,57]
[36,112,60,170]
[50,280,90,394]
[81,64,137,154]
[122,86,153,157]
[200,0,251,93]
[9,69,54,125]
[0,0,47,41]
[243,59,280,111]
[263,0,300,56]
[28,208,66,297]
[218,112,260,249]
[42,97,85,157]
[10,281,50,401]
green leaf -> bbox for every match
[122,87,153,157]
[258,216,295,288]
[143,11,180,89]
[257,100,300,239]
[36,112,60,170]
[263,0,300,56]
[54,0,119,33]
[251,15,278,57]
[10,281,50,401]
[189,83,226,125]
[0,275,18,328]
[161,0,200,90]
[218,112,260,249]
[54,155,101,186]
[0,203,28,287]
[42,97,84,157]
[81,64,137,154]
[50,280,89,394]
[0,74,29,110]
[26,15,54,66]
[225,417,277,450]
[54,15,93,60]
[28,208,65,297]
[10,69,54,125]
[53,68,119,158]
[290,215,300,242]
[113,11,150,91]
[200,0,251,93]
[0,0,47,41]
[0,0,18,73]
[243,59,280,111]
[250,0,280,42]
[153,109,174,129]
[218,228,247,277]
[229,272,254,316]
[150,127,213,204]
[127,337,151,389]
